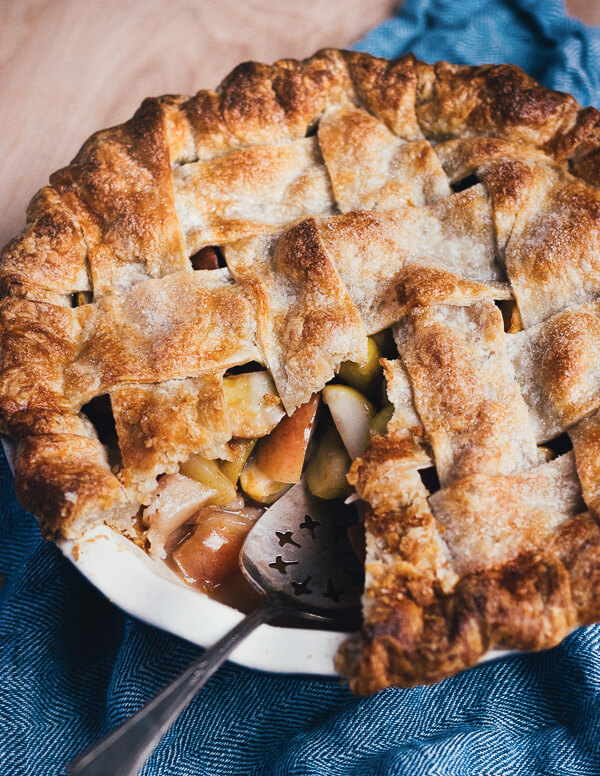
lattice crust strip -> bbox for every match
[224,218,369,413]
[173,136,335,253]
[110,375,232,501]
[5,50,600,693]
[317,104,451,211]
[436,140,600,328]
[395,300,542,485]
[64,268,261,405]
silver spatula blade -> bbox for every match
[240,479,363,622]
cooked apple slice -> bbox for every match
[173,506,261,589]
[255,394,319,483]
[306,423,351,500]
[322,385,375,460]
[223,371,285,438]
[143,473,217,559]
[180,455,236,505]
[239,460,289,504]
[219,439,256,486]
[369,404,394,439]
[338,337,383,399]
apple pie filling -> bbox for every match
[140,328,395,606]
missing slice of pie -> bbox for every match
[3,50,600,695]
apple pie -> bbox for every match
[3,50,600,695]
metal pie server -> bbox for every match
[66,478,363,776]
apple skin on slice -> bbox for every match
[369,404,394,440]
[338,336,383,399]
[306,422,351,500]
[180,455,237,505]
[322,385,376,460]
[219,439,256,486]
[255,394,319,483]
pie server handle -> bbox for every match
[65,598,284,776]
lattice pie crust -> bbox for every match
[3,51,600,694]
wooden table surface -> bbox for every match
[1,0,597,249]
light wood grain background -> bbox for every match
[0,0,597,249]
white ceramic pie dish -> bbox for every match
[2,436,511,676]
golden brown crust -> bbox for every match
[0,187,89,300]
[345,52,420,139]
[6,410,95,439]
[494,166,600,326]
[225,218,368,412]
[417,61,579,145]
[4,48,600,695]
[543,105,600,186]
[173,137,334,253]
[110,376,231,500]
[552,514,600,625]
[50,98,190,295]
[64,269,261,405]
[380,358,423,439]
[569,409,600,517]
[14,433,132,540]
[345,540,582,694]
[0,297,82,432]
[317,105,449,212]
[317,188,508,335]
[346,507,600,695]
[507,301,600,441]
[395,301,540,485]
[435,136,556,184]
[348,436,430,515]
[429,453,584,576]
[180,50,420,159]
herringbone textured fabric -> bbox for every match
[3,1,600,773]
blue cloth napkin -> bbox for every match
[3,1,600,774]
